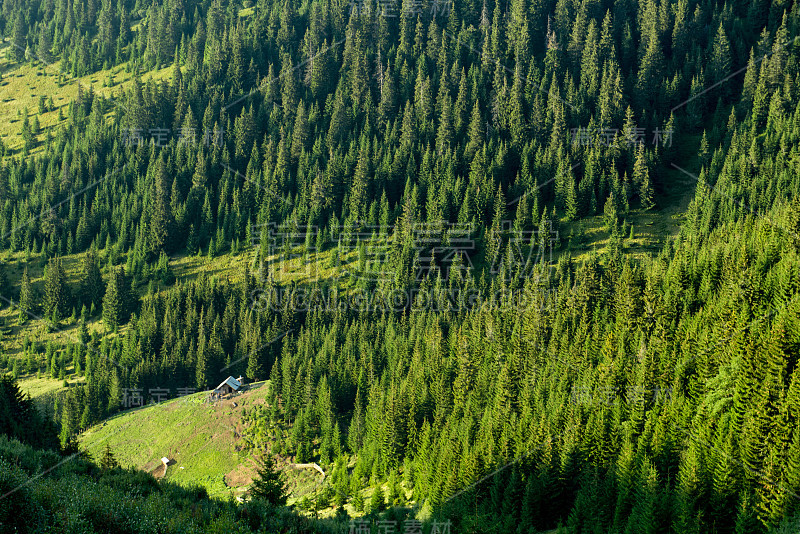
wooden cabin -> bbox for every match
[209,376,242,401]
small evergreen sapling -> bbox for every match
[100,443,120,470]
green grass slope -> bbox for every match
[79,382,270,501]
[78,380,330,509]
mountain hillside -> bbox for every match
[2,0,800,531]
[80,382,268,499]
[79,380,345,513]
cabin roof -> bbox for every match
[214,376,241,392]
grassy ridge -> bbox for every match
[79,383,268,501]
[0,39,173,157]
[78,381,331,508]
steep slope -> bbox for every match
[79,382,270,501]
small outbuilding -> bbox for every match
[210,376,242,400]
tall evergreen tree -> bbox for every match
[80,249,105,310]
[102,267,129,330]
[44,258,69,322]
[250,454,288,505]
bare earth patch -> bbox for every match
[151,463,166,479]
[224,458,258,488]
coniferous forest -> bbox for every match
[1,0,800,531]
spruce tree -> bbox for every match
[80,249,105,309]
[100,444,120,470]
[369,485,386,514]
[102,268,128,330]
[44,258,69,323]
[19,265,34,322]
[246,344,263,382]
[148,156,175,256]
[250,454,288,505]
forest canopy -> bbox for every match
[0,0,799,531]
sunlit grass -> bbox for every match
[0,42,174,157]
